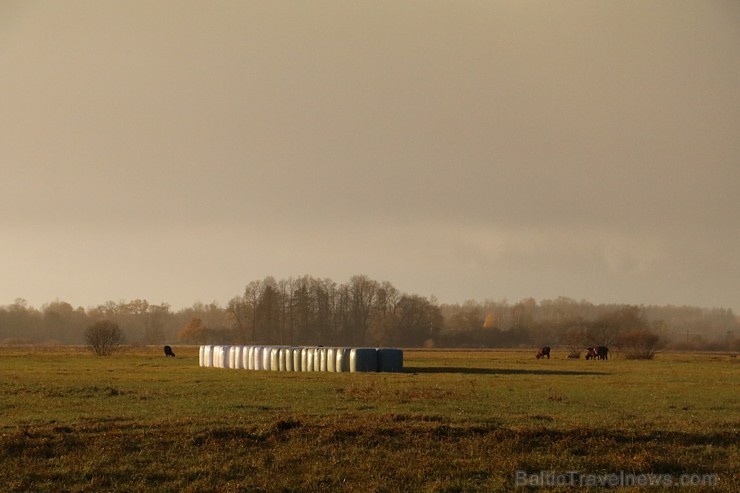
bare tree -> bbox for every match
[85,320,125,356]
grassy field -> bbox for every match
[0,347,737,492]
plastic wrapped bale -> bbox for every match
[335,348,350,372]
[318,347,328,372]
[305,347,315,372]
[350,348,378,372]
[293,348,302,372]
[210,346,218,367]
[271,347,281,371]
[242,346,251,370]
[205,345,214,367]
[283,348,293,372]
[253,347,263,371]
[217,346,231,368]
[198,346,208,366]
[230,346,243,369]
[262,346,273,371]
[227,346,235,369]
[377,348,403,372]
[246,346,254,370]
[253,346,264,370]
[222,346,232,368]
[212,346,221,368]
[326,348,337,372]
[237,346,246,369]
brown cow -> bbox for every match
[536,346,551,359]
[585,347,597,360]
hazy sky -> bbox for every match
[2,1,738,312]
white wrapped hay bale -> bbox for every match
[350,348,378,372]
[262,346,273,371]
[283,348,293,371]
[230,346,244,369]
[216,346,231,368]
[205,345,214,367]
[227,346,235,369]
[377,348,403,372]
[271,347,281,371]
[242,346,251,370]
[247,346,255,370]
[335,348,350,372]
[237,346,246,369]
[318,347,328,372]
[199,345,206,367]
[212,346,221,368]
[305,347,315,372]
[253,346,264,371]
[326,348,337,372]
[293,348,302,371]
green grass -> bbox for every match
[0,347,737,492]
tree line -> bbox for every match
[1,275,737,351]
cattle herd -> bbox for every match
[536,346,609,360]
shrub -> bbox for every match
[616,329,663,360]
[85,320,125,356]
[563,325,588,359]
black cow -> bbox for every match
[596,346,609,360]
[536,346,551,359]
[164,345,175,357]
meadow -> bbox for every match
[0,347,737,492]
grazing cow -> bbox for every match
[596,346,609,360]
[536,346,551,359]
[164,345,175,357]
[585,347,597,360]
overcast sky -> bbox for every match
[1,1,738,312]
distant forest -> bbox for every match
[1,275,737,351]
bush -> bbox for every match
[85,320,125,356]
[616,329,663,360]
[563,325,588,359]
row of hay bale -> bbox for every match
[198,345,403,373]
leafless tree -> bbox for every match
[84,320,125,356]
[563,325,588,358]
